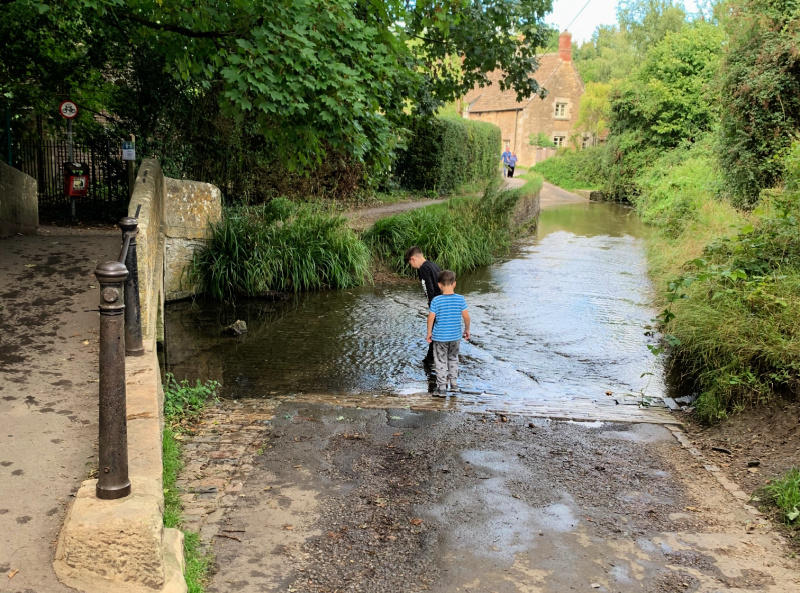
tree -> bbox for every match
[617,0,686,55]
[716,0,800,206]
[573,82,612,142]
[611,22,724,148]
[1,0,555,174]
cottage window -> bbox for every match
[553,136,566,147]
[554,102,567,118]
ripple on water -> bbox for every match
[164,201,666,406]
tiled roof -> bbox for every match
[463,53,565,113]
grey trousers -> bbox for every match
[433,340,460,387]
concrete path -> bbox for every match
[540,181,589,209]
[0,226,118,593]
[345,199,448,230]
[345,174,536,231]
[179,399,798,593]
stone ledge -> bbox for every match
[54,349,186,593]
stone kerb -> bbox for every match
[164,178,222,302]
[0,160,38,237]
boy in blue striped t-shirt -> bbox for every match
[426,270,470,397]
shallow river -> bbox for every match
[164,200,666,404]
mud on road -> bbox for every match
[182,401,798,593]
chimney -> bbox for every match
[558,31,572,62]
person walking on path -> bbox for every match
[426,270,470,397]
[405,246,442,366]
[501,146,512,177]
[508,152,518,178]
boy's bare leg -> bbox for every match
[447,341,460,389]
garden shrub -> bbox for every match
[395,116,501,195]
[532,146,606,191]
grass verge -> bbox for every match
[531,147,604,191]
[759,467,800,548]
[635,140,800,422]
[163,373,219,592]
[365,176,541,275]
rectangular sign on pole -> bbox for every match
[122,141,136,161]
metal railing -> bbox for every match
[93,205,143,500]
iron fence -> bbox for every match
[14,138,129,221]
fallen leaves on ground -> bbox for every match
[409,518,423,526]
[7,569,18,579]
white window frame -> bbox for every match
[554,102,567,118]
[553,136,566,147]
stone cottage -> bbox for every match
[462,32,585,167]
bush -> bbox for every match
[395,116,501,195]
[365,176,541,274]
[191,202,371,300]
[531,146,606,191]
[633,139,718,236]
[717,0,800,207]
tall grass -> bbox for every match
[191,200,371,301]
[365,177,540,275]
[638,141,800,422]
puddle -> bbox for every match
[165,201,667,408]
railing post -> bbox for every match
[118,216,145,356]
[94,261,132,500]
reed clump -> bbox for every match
[191,198,371,301]
[365,176,541,275]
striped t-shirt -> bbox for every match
[430,294,468,342]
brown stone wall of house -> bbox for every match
[517,61,585,168]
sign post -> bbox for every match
[122,136,136,198]
[59,100,79,219]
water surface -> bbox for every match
[164,201,665,403]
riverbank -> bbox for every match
[190,176,542,301]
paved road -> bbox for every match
[0,226,118,593]
[181,400,798,593]
[540,181,588,209]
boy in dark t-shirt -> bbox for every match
[405,246,442,365]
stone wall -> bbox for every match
[0,160,38,237]
[164,179,222,302]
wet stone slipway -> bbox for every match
[170,197,799,591]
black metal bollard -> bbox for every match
[95,261,132,500]
[118,216,144,357]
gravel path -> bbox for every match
[0,227,118,593]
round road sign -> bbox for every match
[59,101,78,119]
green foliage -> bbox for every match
[164,373,220,425]
[633,138,718,235]
[573,82,612,140]
[716,0,800,207]
[573,25,639,84]
[529,132,556,148]
[612,22,724,149]
[192,203,371,300]
[162,375,215,591]
[4,0,553,177]
[396,117,501,195]
[651,183,800,422]
[365,177,541,275]
[617,0,686,54]
[532,148,605,191]
[762,468,800,525]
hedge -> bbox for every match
[396,116,501,195]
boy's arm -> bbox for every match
[462,310,471,340]
[426,312,436,343]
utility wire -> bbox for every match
[540,0,594,55]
